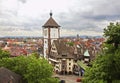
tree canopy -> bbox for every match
[83,22,120,83]
[104,22,120,49]
[0,54,59,83]
[0,49,10,59]
[83,49,120,83]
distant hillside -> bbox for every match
[60,35,103,39]
[0,35,103,39]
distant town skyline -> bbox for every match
[0,0,120,37]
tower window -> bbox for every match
[54,33,56,37]
[44,30,47,36]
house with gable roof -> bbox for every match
[49,39,77,74]
[49,39,96,75]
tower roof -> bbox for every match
[42,13,60,27]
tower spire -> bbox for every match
[50,10,52,17]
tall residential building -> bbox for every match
[42,12,60,58]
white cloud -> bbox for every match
[61,29,103,37]
[0,25,42,36]
[0,0,120,37]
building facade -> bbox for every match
[49,40,76,74]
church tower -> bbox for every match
[42,12,60,58]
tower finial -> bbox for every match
[50,10,52,17]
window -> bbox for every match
[62,55,67,57]
[69,63,71,65]
[69,59,71,61]
[45,41,47,43]
[69,67,71,70]
[44,30,47,36]
[52,48,56,50]
[54,33,56,37]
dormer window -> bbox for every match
[62,55,67,57]
[69,59,71,61]
[52,48,56,50]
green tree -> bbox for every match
[83,49,120,83]
[83,22,120,83]
[30,52,40,59]
[66,42,74,46]
[0,55,59,83]
[104,22,120,49]
[0,49,10,59]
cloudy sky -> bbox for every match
[0,0,120,37]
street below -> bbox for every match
[54,74,82,83]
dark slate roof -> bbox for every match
[50,40,75,59]
[43,16,60,27]
[54,40,74,54]
[0,67,21,83]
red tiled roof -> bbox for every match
[10,47,27,57]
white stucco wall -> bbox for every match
[43,39,48,58]
[66,59,74,72]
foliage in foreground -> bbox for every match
[83,48,120,83]
[0,54,59,83]
[83,22,120,83]
[104,22,120,49]
[0,49,10,59]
